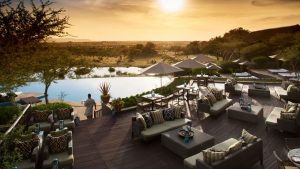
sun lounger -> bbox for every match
[268,69,289,74]
[232,72,251,77]
[278,72,297,78]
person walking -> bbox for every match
[84,93,96,119]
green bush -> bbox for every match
[33,102,72,111]
[0,106,21,125]
[219,61,241,74]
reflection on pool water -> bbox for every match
[18,76,173,102]
[69,67,142,78]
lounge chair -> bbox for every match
[232,72,251,77]
[274,81,300,103]
[268,69,289,74]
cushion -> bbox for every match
[163,108,175,121]
[56,108,71,120]
[15,134,39,159]
[287,85,300,92]
[240,129,257,144]
[202,149,226,164]
[33,110,52,122]
[164,118,191,129]
[206,92,217,104]
[284,102,298,111]
[209,88,224,101]
[281,113,296,120]
[151,110,165,124]
[281,81,291,90]
[142,112,153,128]
[227,140,242,154]
[231,78,237,85]
[172,105,185,119]
[47,131,71,154]
[201,96,212,106]
[136,113,147,130]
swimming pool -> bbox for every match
[18,76,173,102]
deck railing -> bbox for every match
[0,104,32,145]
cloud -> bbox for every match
[58,0,152,13]
[251,0,300,6]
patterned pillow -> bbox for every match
[284,102,298,111]
[15,134,39,159]
[33,110,52,122]
[209,88,224,101]
[172,105,185,119]
[241,129,257,144]
[227,141,242,154]
[47,131,71,154]
[163,108,175,121]
[202,149,226,164]
[206,92,217,104]
[142,113,153,128]
[136,113,147,130]
[151,110,165,124]
[56,108,71,120]
[201,96,212,106]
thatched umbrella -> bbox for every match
[141,62,183,88]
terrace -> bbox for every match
[73,84,299,169]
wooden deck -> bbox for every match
[73,85,299,169]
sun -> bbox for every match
[159,0,184,12]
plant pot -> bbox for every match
[101,95,110,104]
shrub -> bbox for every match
[33,102,72,111]
[0,106,21,125]
[219,61,241,74]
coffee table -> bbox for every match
[248,85,270,97]
[161,127,214,158]
[227,102,263,123]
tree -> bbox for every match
[32,47,89,104]
[280,44,300,72]
[185,41,201,54]
[0,0,69,92]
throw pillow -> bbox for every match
[209,87,224,101]
[281,113,296,120]
[206,92,217,104]
[281,81,291,90]
[151,110,165,124]
[171,105,185,119]
[201,96,212,106]
[33,110,51,122]
[241,129,257,144]
[287,84,300,92]
[202,149,226,164]
[284,102,298,111]
[142,112,153,128]
[227,141,242,154]
[136,113,147,130]
[47,131,71,154]
[163,108,175,121]
[15,134,39,159]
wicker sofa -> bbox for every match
[265,104,300,133]
[131,107,191,141]
[184,138,263,169]
[197,98,233,116]
[274,82,300,103]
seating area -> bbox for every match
[71,79,300,169]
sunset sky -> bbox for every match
[55,0,300,41]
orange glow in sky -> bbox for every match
[55,0,300,41]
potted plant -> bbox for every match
[99,82,111,104]
[111,98,124,112]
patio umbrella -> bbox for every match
[192,54,215,63]
[141,62,183,88]
[173,59,206,69]
[239,61,255,66]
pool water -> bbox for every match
[18,76,173,102]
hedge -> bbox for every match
[33,102,72,111]
[0,106,21,125]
